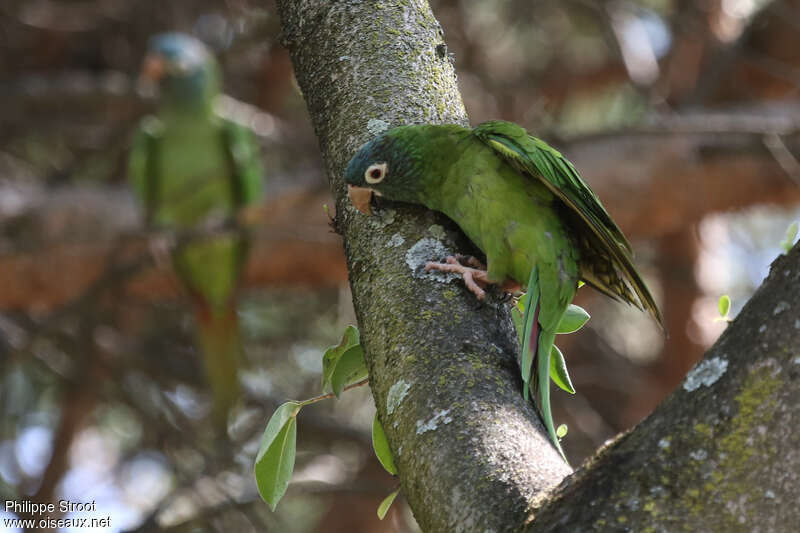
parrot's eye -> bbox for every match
[365,162,388,184]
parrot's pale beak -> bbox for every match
[141,54,167,82]
[348,185,373,215]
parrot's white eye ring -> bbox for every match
[365,162,388,184]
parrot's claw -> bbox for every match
[426,255,522,301]
[425,256,489,300]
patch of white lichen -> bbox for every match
[416,408,453,434]
[683,356,729,391]
[387,233,405,247]
[387,380,412,415]
[405,237,460,282]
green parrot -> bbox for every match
[344,121,663,460]
[128,33,263,429]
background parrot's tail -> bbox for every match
[194,299,242,431]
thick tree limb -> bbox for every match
[276,1,569,531]
[526,243,800,532]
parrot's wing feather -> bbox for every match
[473,120,664,330]
[129,116,165,224]
[219,118,264,207]
[216,117,264,278]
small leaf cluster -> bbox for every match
[254,401,300,510]
[322,325,368,397]
[254,325,400,519]
[257,297,594,514]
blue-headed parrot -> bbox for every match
[129,33,263,429]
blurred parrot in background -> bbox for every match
[344,121,663,460]
[128,33,263,430]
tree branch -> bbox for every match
[527,243,800,531]
[0,185,346,311]
[276,1,570,531]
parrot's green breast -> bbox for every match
[423,134,580,297]
[153,120,237,227]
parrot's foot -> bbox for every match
[425,256,490,300]
[426,255,523,300]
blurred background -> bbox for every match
[1,0,799,531]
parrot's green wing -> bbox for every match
[129,115,263,228]
[217,117,264,281]
[473,120,664,330]
[219,117,264,207]
[128,117,164,225]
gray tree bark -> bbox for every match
[276,1,800,532]
[526,243,800,532]
[276,1,569,532]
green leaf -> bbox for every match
[330,345,368,398]
[556,304,590,334]
[550,345,575,394]
[780,221,798,253]
[372,414,397,475]
[556,424,568,439]
[377,488,400,520]
[322,325,361,392]
[255,401,301,510]
[717,294,731,318]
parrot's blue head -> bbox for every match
[344,127,426,215]
[142,33,220,107]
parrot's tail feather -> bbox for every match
[520,267,540,402]
[194,299,242,431]
[528,305,540,398]
[520,265,568,462]
[536,327,566,462]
